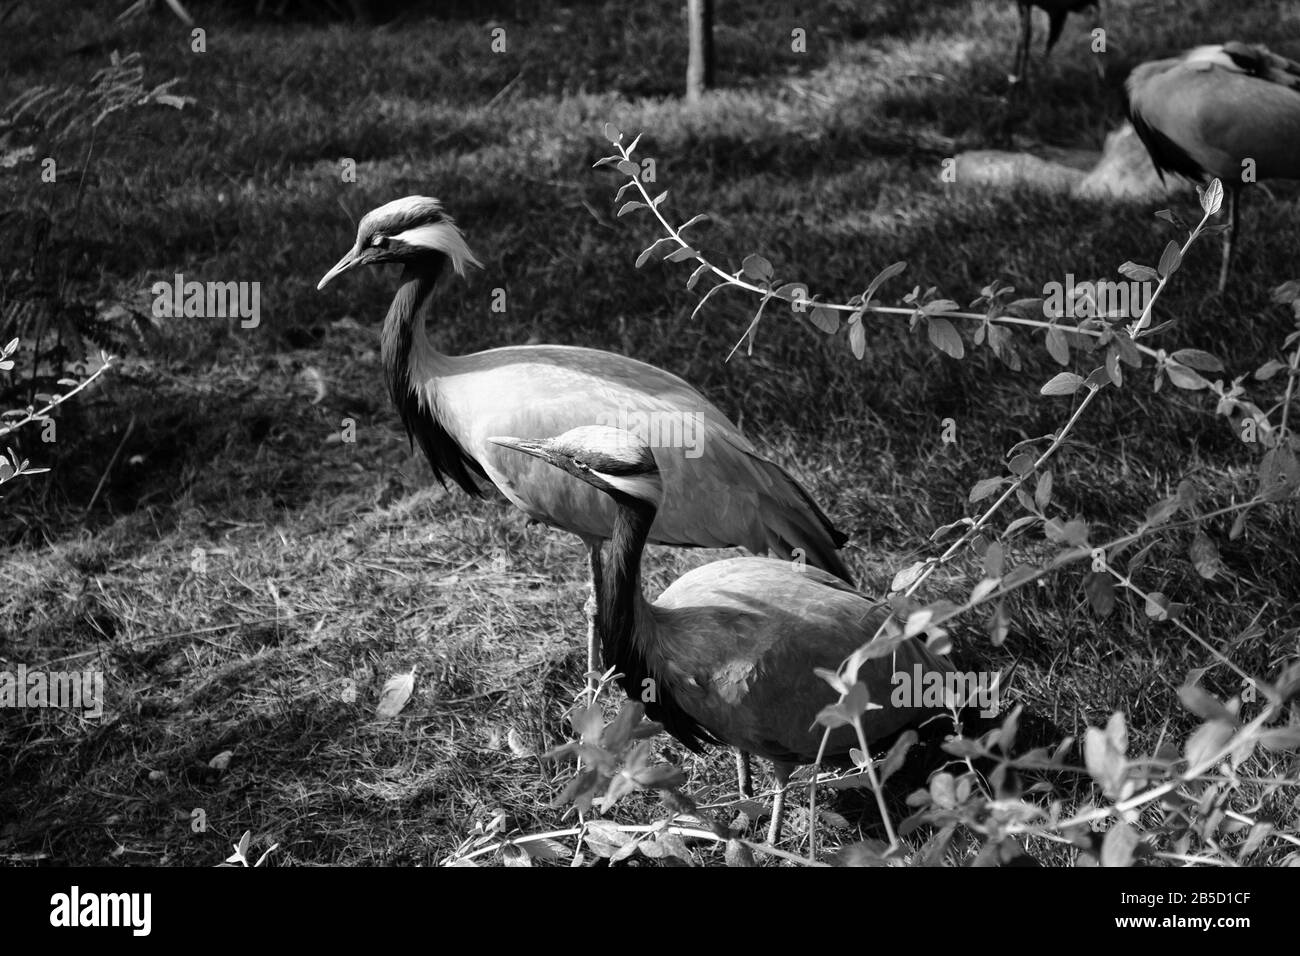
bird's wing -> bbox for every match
[427,346,851,577]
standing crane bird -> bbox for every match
[1128,43,1300,293]
[1012,0,1101,87]
[491,425,956,845]
[317,197,854,793]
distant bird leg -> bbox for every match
[1218,184,1240,295]
[1013,3,1033,87]
[766,761,796,846]
[736,750,753,798]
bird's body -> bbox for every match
[1127,43,1300,290]
[491,425,955,842]
[397,325,848,563]
[1128,43,1300,183]
[633,557,949,762]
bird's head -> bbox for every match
[317,196,482,290]
[489,426,663,505]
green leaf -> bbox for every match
[635,238,675,268]
[849,320,866,359]
[878,730,918,786]
[1002,564,1039,589]
[1083,365,1111,390]
[686,263,710,291]
[583,820,630,858]
[666,246,699,263]
[1084,572,1115,617]
[810,306,840,334]
[862,260,907,305]
[617,201,646,218]
[1164,362,1209,390]
[1157,240,1182,278]
[921,299,961,316]
[889,559,929,593]
[1101,822,1139,867]
[1034,469,1054,511]
[603,122,622,144]
[969,476,1005,503]
[741,254,773,282]
[929,772,957,809]
[1177,685,1234,724]
[1112,331,1142,367]
[1258,446,1300,501]
[1200,178,1224,216]
[1118,261,1158,282]
[1254,359,1288,381]
[1188,532,1222,580]
[1007,452,1034,477]
[1170,348,1224,372]
[1045,326,1070,365]
[1040,372,1084,396]
[724,839,756,867]
[987,601,1010,646]
[1105,348,1122,387]
[1258,728,1300,752]
[982,540,1004,578]
[926,317,964,358]
[1184,719,1234,768]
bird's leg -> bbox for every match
[766,761,795,846]
[1013,5,1032,89]
[1217,186,1239,295]
[584,540,604,704]
[735,749,753,799]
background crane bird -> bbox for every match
[1127,42,1300,292]
[318,196,855,792]
[491,425,956,844]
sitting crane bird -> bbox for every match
[1012,0,1101,87]
[490,426,956,845]
[1127,42,1300,292]
[318,197,854,792]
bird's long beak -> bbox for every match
[317,246,364,290]
[488,436,554,464]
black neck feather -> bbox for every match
[380,255,487,496]
[602,490,718,753]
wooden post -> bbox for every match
[686,0,714,103]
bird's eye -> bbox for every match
[371,235,389,249]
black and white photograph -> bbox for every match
[1,0,1297,921]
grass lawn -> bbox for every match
[1,0,1299,866]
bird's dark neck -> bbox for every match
[378,253,488,496]
[600,493,656,669]
[600,491,716,752]
[380,255,447,413]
